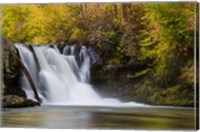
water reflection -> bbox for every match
[40,109,94,128]
[2,106,195,130]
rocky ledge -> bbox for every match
[3,95,40,108]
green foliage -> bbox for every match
[136,83,194,106]
[116,40,127,64]
[139,3,195,86]
[131,68,151,78]
[91,66,117,82]
[102,31,117,39]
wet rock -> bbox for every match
[3,39,26,98]
[63,45,71,55]
[3,95,40,108]
[1,83,5,95]
[57,41,66,52]
[88,47,102,66]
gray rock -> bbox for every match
[88,47,102,66]
[3,39,26,98]
[3,95,40,108]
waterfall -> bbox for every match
[15,44,44,102]
[79,46,91,83]
[16,44,145,107]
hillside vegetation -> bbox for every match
[2,3,198,106]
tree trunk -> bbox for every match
[122,3,127,23]
[80,4,84,18]
[97,3,100,9]
[114,4,118,18]
[84,3,87,16]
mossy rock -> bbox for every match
[135,83,194,107]
[3,39,26,97]
[3,95,40,108]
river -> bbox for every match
[2,106,195,130]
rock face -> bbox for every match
[88,47,102,66]
[2,39,40,108]
[1,83,5,95]
[3,39,26,97]
[3,95,40,108]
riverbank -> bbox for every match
[93,79,194,107]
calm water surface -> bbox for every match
[2,106,195,130]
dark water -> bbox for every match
[2,106,195,130]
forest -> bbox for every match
[2,3,198,107]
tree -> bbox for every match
[3,5,29,43]
[139,3,195,86]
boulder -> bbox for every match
[3,95,40,108]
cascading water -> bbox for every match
[16,44,145,107]
[79,46,91,83]
[15,44,44,101]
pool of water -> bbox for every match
[2,106,195,130]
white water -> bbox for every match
[16,44,145,107]
[15,44,44,101]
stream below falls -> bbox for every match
[2,106,195,130]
